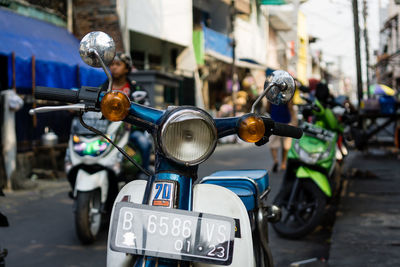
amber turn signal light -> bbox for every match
[100,91,130,121]
[238,115,265,143]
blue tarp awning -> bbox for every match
[0,7,106,90]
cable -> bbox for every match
[78,113,153,177]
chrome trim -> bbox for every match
[259,187,271,203]
[251,82,276,113]
[91,49,113,92]
[159,109,217,166]
[29,104,86,115]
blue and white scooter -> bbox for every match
[30,32,302,267]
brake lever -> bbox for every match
[255,136,269,146]
[255,116,274,146]
[29,104,86,115]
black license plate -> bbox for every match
[110,202,235,265]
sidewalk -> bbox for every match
[328,150,400,266]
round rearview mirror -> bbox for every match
[264,70,295,105]
[79,31,116,68]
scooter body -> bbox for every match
[106,163,273,267]
[288,123,337,197]
[273,99,343,239]
[101,95,295,266]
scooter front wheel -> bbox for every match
[75,190,102,244]
[272,180,326,239]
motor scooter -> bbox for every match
[30,31,303,266]
[64,111,129,244]
[272,95,346,239]
[64,87,153,244]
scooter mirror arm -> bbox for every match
[251,82,277,114]
[90,49,113,92]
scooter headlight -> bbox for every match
[73,136,110,157]
[299,150,320,164]
[160,109,217,166]
[294,140,331,164]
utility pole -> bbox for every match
[338,55,343,94]
[352,0,363,109]
[363,0,371,98]
[230,0,237,116]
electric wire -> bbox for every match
[78,113,153,177]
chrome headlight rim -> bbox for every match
[159,108,218,166]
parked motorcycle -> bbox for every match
[30,31,303,266]
[63,111,129,244]
[272,95,346,239]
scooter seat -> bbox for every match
[206,170,269,193]
[200,169,269,211]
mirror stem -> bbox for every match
[251,82,276,113]
[91,49,113,92]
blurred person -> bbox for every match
[235,91,248,115]
[266,99,297,172]
[100,52,152,175]
[315,82,333,107]
[218,96,234,118]
[242,68,258,100]
[308,78,319,94]
[1,89,23,189]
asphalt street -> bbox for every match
[0,143,331,267]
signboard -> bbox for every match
[258,0,287,5]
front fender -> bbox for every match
[296,166,332,197]
[74,169,109,202]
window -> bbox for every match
[149,54,162,70]
[131,50,145,70]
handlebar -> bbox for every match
[272,122,303,139]
[33,86,303,141]
[35,86,79,103]
[261,117,302,139]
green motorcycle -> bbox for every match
[272,96,345,238]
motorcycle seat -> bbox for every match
[199,169,269,211]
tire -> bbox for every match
[75,190,102,244]
[272,180,326,239]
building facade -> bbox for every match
[376,0,400,91]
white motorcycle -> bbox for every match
[65,111,128,244]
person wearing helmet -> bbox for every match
[100,52,152,177]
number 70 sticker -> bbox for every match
[149,181,176,208]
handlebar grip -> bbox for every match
[272,122,303,139]
[35,86,79,103]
